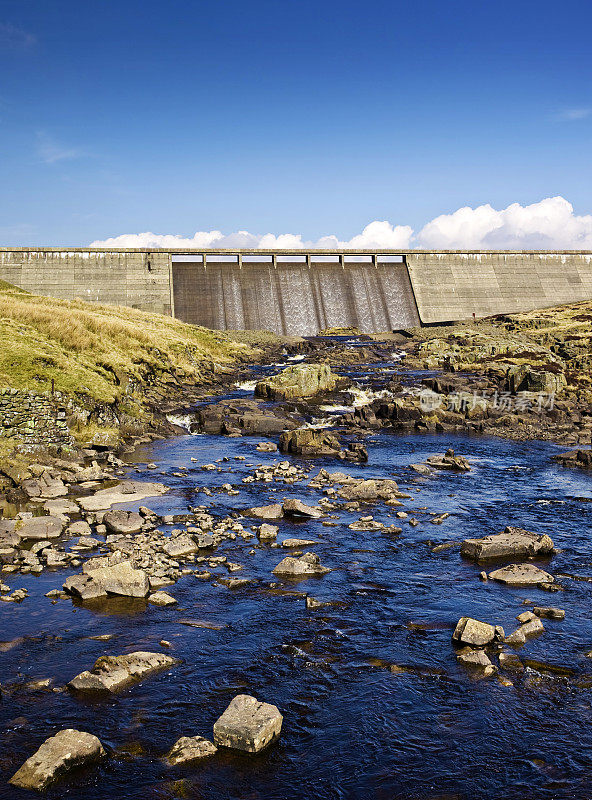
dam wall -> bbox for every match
[407,251,592,324]
[1,248,592,332]
[0,248,173,315]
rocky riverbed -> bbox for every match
[1,317,592,799]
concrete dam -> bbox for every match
[1,248,592,334]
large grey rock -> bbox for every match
[247,503,284,521]
[163,534,198,557]
[273,552,331,578]
[257,523,279,541]
[452,617,500,647]
[457,649,496,674]
[165,736,217,765]
[213,694,283,752]
[336,478,401,502]
[255,363,343,400]
[68,651,180,693]
[18,516,64,541]
[103,510,143,535]
[9,729,105,791]
[461,527,555,561]
[77,481,168,512]
[64,560,149,599]
[488,563,555,586]
[282,498,322,519]
[66,520,92,537]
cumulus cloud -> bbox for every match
[416,197,592,249]
[90,197,592,251]
[90,220,414,250]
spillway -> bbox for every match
[172,260,420,335]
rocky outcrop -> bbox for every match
[425,449,471,472]
[282,498,323,519]
[255,363,344,400]
[9,729,105,791]
[213,694,283,752]
[272,552,330,578]
[68,651,180,693]
[279,428,342,457]
[552,449,592,471]
[461,527,555,561]
[18,515,64,541]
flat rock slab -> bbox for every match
[9,729,105,791]
[68,651,180,693]
[64,561,149,599]
[103,510,143,535]
[18,516,64,541]
[273,552,331,578]
[213,694,283,752]
[488,563,555,586]
[452,617,500,647]
[281,538,319,548]
[163,534,199,557]
[165,736,217,765]
[77,481,168,512]
[461,526,555,561]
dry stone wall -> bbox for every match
[0,388,72,446]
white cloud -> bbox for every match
[556,108,591,121]
[90,197,592,251]
[416,197,592,249]
[36,132,86,165]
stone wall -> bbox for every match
[0,389,72,447]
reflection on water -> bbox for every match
[1,386,592,798]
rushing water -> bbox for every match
[2,352,592,800]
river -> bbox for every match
[1,345,592,800]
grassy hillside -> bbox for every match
[0,283,252,406]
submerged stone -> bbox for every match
[488,563,555,586]
[165,736,217,765]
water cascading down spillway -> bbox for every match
[171,254,420,335]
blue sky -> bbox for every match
[0,0,591,247]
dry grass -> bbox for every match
[0,288,252,403]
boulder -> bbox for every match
[149,591,177,606]
[255,363,343,400]
[9,729,105,791]
[279,428,342,457]
[213,694,283,752]
[282,498,322,519]
[520,617,545,638]
[68,651,180,693]
[163,534,198,557]
[488,563,555,586]
[165,736,217,765]
[272,552,331,578]
[461,527,555,561]
[247,503,284,521]
[18,516,64,541]
[66,520,92,537]
[452,617,501,647]
[103,510,143,535]
[257,523,279,541]
[336,478,400,502]
[64,560,149,599]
